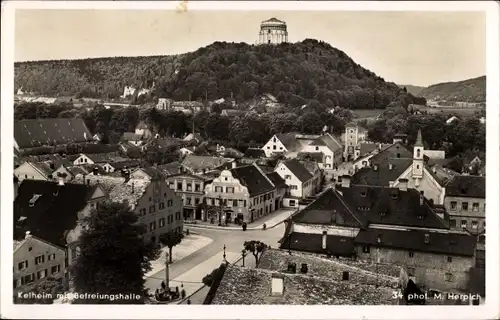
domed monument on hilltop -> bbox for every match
[258,17,288,45]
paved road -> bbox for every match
[144,222,286,295]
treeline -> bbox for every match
[15,39,426,110]
[418,76,486,102]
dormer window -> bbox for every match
[360,191,367,197]
[417,214,424,220]
[379,212,386,217]
[424,233,430,244]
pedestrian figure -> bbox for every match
[181,289,186,299]
[161,280,166,290]
[187,299,191,305]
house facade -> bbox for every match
[13,233,66,294]
[14,162,53,182]
[204,163,279,223]
[301,134,343,169]
[444,175,486,233]
[166,173,213,220]
[344,122,367,161]
[135,121,153,139]
[261,133,301,158]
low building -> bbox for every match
[204,162,279,223]
[210,248,399,305]
[13,232,66,294]
[166,173,214,220]
[121,132,144,146]
[180,155,234,175]
[444,175,485,233]
[183,133,203,144]
[72,152,129,166]
[134,121,153,139]
[14,161,54,182]
[130,166,170,181]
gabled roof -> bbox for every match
[280,232,356,257]
[266,172,287,189]
[292,188,364,228]
[275,133,302,152]
[355,228,477,257]
[85,152,128,164]
[298,152,324,163]
[134,166,170,180]
[351,158,413,186]
[15,118,93,149]
[222,148,244,158]
[359,143,379,156]
[14,180,96,247]
[181,155,232,173]
[244,148,266,159]
[110,160,141,170]
[183,133,203,142]
[230,164,275,197]
[281,159,313,183]
[135,121,149,130]
[29,162,54,178]
[338,185,449,229]
[143,136,181,149]
[157,161,181,175]
[445,175,485,198]
[108,179,151,210]
[298,160,319,176]
[308,134,342,152]
[369,143,412,164]
[73,174,125,193]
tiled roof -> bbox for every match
[80,164,108,176]
[73,174,125,193]
[244,148,266,159]
[230,164,275,197]
[222,148,244,158]
[144,136,181,149]
[14,180,96,247]
[355,228,477,257]
[212,249,398,305]
[181,155,232,173]
[292,188,364,227]
[281,159,313,183]
[309,134,342,152]
[351,158,413,186]
[445,175,486,198]
[122,132,143,141]
[24,154,73,168]
[157,161,181,175]
[30,162,54,178]
[298,160,319,176]
[359,143,379,156]
[111,160,141,170]
[275,133,302,152]
[369,143,412,164]
[15,118,93,149]
[298,152,324,162]
[137,166,170,180]
[87,152,128,164]
[280,232,356,257]
[108,179,151,211]
[338,185,449,229]
[65,165,89,176]
[183,133,203,142]
[266,172,287,189]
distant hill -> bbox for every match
[418,76,486,103]
[14,39,426,110]
[398,85,425,96]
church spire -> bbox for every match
[415,129,424,147]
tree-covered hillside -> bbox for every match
[418,76,486,102]
[14,39,426,109]
[397,84,425,96]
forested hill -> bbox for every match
[14,39,426,109]
[397,84,425,96]
[418,76,486,102]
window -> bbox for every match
[18,260,28,270]
[140,208,146,216]
[169,214,174,223]
[149,221,156,231]
[23,273,35,284]
[416,149,421,158]
[195,184,201,192]
[159,202,165,210]
[35,255,45,265]
[447,256,452,263]
[51,265,61,274]
[159,218,165,227]
[195,198,200,205]
[462,202,469,211]
[289,200,296,206]
[177,182,183,190]
[149,205,156,213]
[215,186,223,192]
[315,146,319,151]
[167,199,173,207]
[450,201,457,211]
[233,199,238,207]
[449,219,456,228]
[169,183,175,189]
[408,251,415,258]
[37,269,47,280]
[461,220,467,229]
[290,185,298,190]
[416,165,419,169]
[407,267,415,276]
[149,197,152,202]
[227,187,234,193]
[48,254,56,261]
[471,221,478,229]
[280,147,283,150]
[472,202,479,211]
[284,175,291,180]
[267,146,270,150]
[362,245,370,253]
[273,145,276,150]
[224,177,228,181]
[445,273,453,282]
[164,192,167,197]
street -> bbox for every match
[144,221,286,299]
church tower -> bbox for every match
[412,129,424,179]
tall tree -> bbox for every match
[159,231,183,263]
[71,202,159,304]
[243,240,267,268]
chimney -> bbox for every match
[232,161,237,169]
[373,164,379,171]
[271,273,284,296]
[398,179,408,192]
[58,178,65,186]
[388,163,393,170]
[25,231,32,239]
[322,231,327,250]
[341,175,351,188]
[420,194,424,206]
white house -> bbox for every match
[72,154,95,166]
[301,133,343,169]
[14,162,54,182]
[274,159,321,207]
[135,121,153,139]
[180,147,195,157]
[446,116,460,125]
[262,133,302,158]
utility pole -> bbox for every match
[165,252,170,290]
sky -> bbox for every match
[14,9,486,87]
